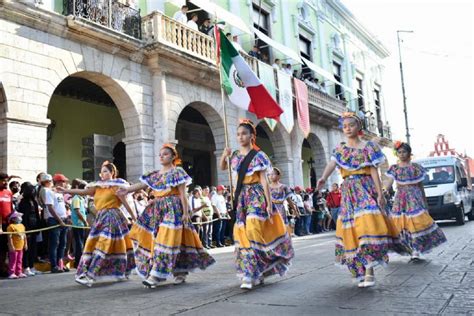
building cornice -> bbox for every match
[325,0,390,58]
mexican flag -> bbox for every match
[216,29,283,120]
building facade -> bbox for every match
[0,0,392,188]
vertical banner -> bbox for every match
[277,70,294,133]
[294,78,310,138]
[258,61,278,131]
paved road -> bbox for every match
[1,221,474,315]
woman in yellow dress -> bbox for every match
[220,119,294,290]
[317,112,405,288]
[119,144,215,288]
[59,161,136,287]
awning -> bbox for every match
[189,0,251,34]
[253,27,302,64]
[301,57,357,95]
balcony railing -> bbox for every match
[142,11,215,64]
[307,85,346,116]
[63,0,142,39]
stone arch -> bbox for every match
[174,101,226,186]
[256,121,293,184]
[306,132,327,180]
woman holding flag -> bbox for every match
[220,119,294,290]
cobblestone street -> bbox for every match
[1,221,473,315]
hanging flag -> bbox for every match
[217,29,283,120]
[258,61,278,131]
[294,78,310,138]
[277,70,294,133]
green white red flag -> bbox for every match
[216,29,283,120]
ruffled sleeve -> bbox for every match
[86,178,129,189]
[140,167,192,191]
[385,163,427,184]
[246,151,272,176]
[403,163,427,184]
[366,141,386,167]
[331,141,385,171]
[385,165,397,180]
[230,150,272,176]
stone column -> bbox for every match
[2,118,49,181]
[122,136,154,182]
[149,58,174,170]
[273,157,294,186]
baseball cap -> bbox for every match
[53,173,69,182]
[294,186,302,192]
[40,173,53,182]
[216,185,225,191]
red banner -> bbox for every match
[294,78,310,138]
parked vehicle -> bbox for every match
[415,156,473,225]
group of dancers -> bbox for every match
[58,112,446,289]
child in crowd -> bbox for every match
[7,212,28,279]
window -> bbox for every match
[374,88,383,135]
[253,4,270,62]
[333,62,342,99]
[299,35,312,78]
[356,78,364,111]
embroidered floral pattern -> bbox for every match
[389,175,447,254]
[386,163,426,184]
[86,178,129,189]
[230,150,272,177]
[76,208,135,280]
[331,141,385,171]
[131,184,214,279]
[336,150,407,279]
[234,181,294,282]
[140,167,192,191]
[270,185,291,225]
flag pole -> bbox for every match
[214,22,235,208]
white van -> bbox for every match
[415,156,472,225]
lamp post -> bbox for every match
[397,30,414,145]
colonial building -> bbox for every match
[0,0,392,188]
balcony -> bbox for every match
[307,85,346,118]
[63,0,142,39]
[142,11,215,64]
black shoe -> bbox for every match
[217,244,224,248]
[63,267,70,272]
[51,268,64,274]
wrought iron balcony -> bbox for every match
[63,0,142,39]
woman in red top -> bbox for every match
[326,183,342,227]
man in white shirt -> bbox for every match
[173,5,188,24]
[290,186,306,236]
[272,58,281,70]
[211,185,227,247]
[187,13,199,31]
[189,187,204,239]
[283,63,293,75]
[41,173,69,273]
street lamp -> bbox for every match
[397,30,414,145]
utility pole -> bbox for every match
[397,30,413,145]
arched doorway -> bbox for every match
[301,134,326,189]
[256,123,275,162]
[175,106,216,187]
[47,77,126,181]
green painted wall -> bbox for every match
[47,95,124,180]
